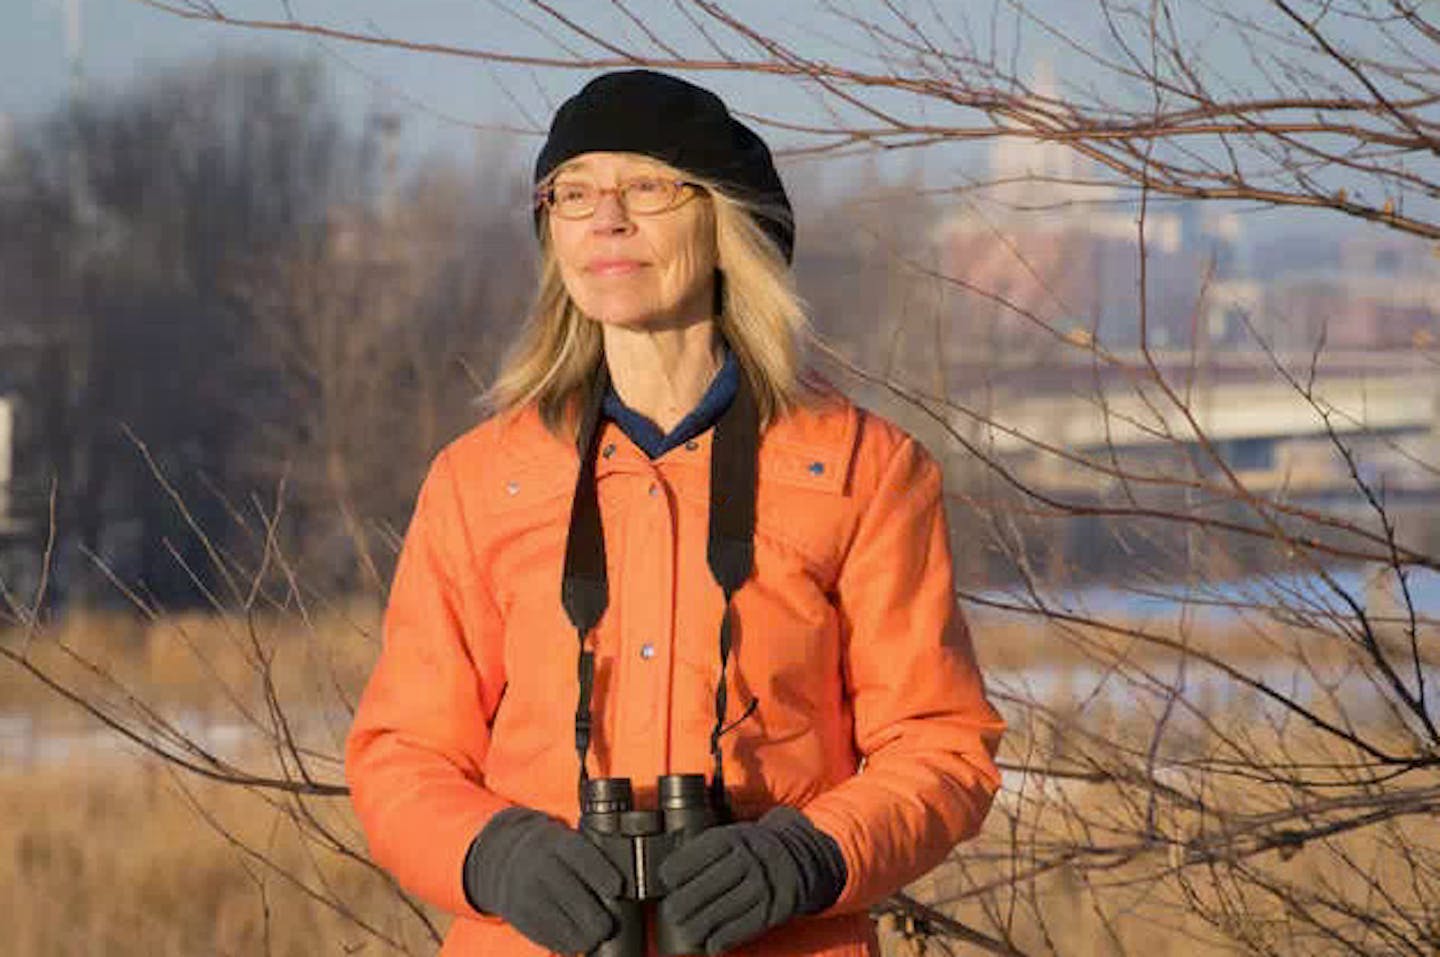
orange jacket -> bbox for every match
[345,389,1005,956]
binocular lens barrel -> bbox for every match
[582,777,634,817]
[657,773,707,810]
[581,774,718,957]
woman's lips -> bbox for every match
[587,259,647,276]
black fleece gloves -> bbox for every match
[463,807,623,954]
[463,805,847,955]
[657,806,848,954]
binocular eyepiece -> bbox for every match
[578,773,722,957]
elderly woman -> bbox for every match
[346,70,1004,957]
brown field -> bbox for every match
[0,758,440,957]
[1,603,381,731]
[7,743,1430,956]
[0,759,1207,957]
[3,608,1436,955]
[9,601,1430,725]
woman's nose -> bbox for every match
[588,191,635,234]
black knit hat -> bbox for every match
[535,70,794,262]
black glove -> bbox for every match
[462,806,623,954]
[656,806,847,955]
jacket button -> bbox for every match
[808,461,825,475]
[505,481,520,495]
[648,484,658,497]
[602,444,616,458]
[639,643,656,660]
[684,440,699,451]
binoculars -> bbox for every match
[578,773,723,957]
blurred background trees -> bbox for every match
[0,54,532,604]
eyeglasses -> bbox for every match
[537,175,701,219]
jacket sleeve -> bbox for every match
[345,447,512,918]
[800,431,1005,914]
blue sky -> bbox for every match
[2,0,1088,167]
[2,0,1412,241]
[4,0,550,150]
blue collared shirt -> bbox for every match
[602,346,739,459]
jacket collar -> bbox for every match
[490,379,860,496]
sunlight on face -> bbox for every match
[546,152,716,329]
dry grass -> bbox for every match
[1,603,382,731]
[3,608,1436,955]
[0,756,439,957]
[970,606,1440,676]
[925,737,1439,955]
[9,602,1430,725]
[0,600,449,954]
[4,737,1428,957]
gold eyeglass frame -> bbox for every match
[535,177,704,219]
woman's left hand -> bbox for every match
[656,807,845,953]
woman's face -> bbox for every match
[546,152,717,329]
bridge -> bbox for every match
[927,350,1440,494]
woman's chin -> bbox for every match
[584,303,685,330]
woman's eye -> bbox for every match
[628,178,665,194]
[554,184,591,203]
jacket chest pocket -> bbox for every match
[671,468,851,696]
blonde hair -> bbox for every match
[483,171,820,439]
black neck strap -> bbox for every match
[561,364,612,797]
[561,359,759,816]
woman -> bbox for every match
[346,70,1004,957]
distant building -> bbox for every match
[1205,225,1438,351]
[934,67,1240,356]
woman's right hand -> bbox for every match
[462,807,623,954]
